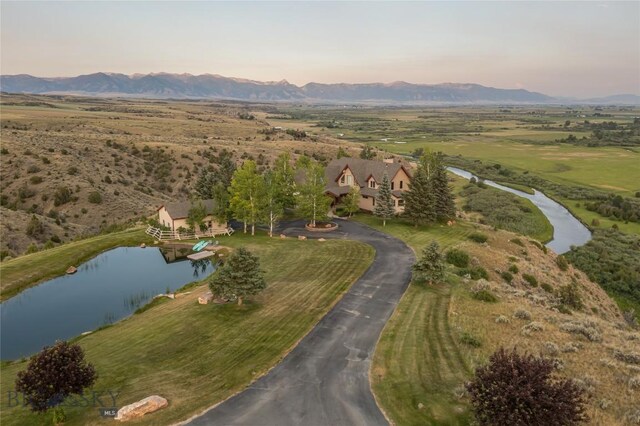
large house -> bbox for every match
[157,199,227,233]
[324,158,412,213]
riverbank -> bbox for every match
[0,228,152,301]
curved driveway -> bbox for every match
[186,219,415,426]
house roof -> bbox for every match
[325,158,411,188]
[158,199,216,220]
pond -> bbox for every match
[447,167,592,254]
[0,246,216,360]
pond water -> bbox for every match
[0,247,216,360]
[447,167,592,254]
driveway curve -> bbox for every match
[185,219,415,426]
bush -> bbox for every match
[457,266,489,280]
[466,348,588,425]
[508,264,519,274]
[541,283,554,293]
[514,309,532,320]
[67,166,79,176]
[510,238,525,247]
[29,176,43,185]
[501,271,513,283]
[558,283,583,310]
[88,191,103,204]
[522,273,538,287]
[556,255,569,271]
[446,248,470,268]
[468,232,488,243]
[460,332,482,347]
[472,289,498,303]
[25,215,45,239]
[53,186,72,206]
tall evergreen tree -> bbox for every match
[209,247,266,306]
[229,160,264,235]
[403,165,435,226]
[431,154,456,220]
[296,161,331,227]
[413,241,445,284]
[273,153,296,209]
[261,170,284,237]
[374,172,396,226]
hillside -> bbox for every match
[0,93,353,257]
[0,73,554,104]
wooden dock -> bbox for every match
[187,251,216,261]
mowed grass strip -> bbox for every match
[0,228,153,301]
[0,236,373,425]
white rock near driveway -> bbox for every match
[115,395,168,421]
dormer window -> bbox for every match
[340,175,346,184]
[369,179,376,188]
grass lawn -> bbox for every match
[0,234,373,425]
[0,228,153,301]
[351,215,474,424]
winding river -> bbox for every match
[447,167,592,254]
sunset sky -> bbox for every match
[1,1,638,98]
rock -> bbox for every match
[298,235,307,240]
[115,395,168,421]
[198,292,214,305]
[418,402,425,410]
[318,238,326,242]
[279,234,287,239]
[66,266,77,274]
[140,243,146,248]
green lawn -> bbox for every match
[0,228,153,301]
[0,234,373,425]
[351,215,474,425]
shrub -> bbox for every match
[468,232,488,243]
[456,266,489,280]
[473,289,498,303]
[413,241,445,284]
[508,264,519,274]
[459,332,482,347]
[556,255,569,271]
[495,315,510,324]
[27,165,40,174]
[25,243,39,254]
[559,320,602,342]
[446,248,470,268]
[510,238,524,247]
[88,191,103,204]
[53,186,72,206]
[541,283,554,293]
[591,218,600,227]
[29,176,43,185]
[521,321,545,336]
[558,283,583,310]
[514,309,532,320]
[67,166,79,175]
[25,215,45,239]
[522,273,538,287]
[501,271,513,283]
[466,348,588,425]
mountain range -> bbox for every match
[1,73,638,104]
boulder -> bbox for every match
[198,292,214,305]
[298,235,307,240]
[115,395,168,421]
[279,234,287,239]
[140,243,146,248]
[66,266,77,274]
[318,238,326,242]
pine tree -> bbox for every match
[431,154,456,220]
[209,247,266,306]
[403,166,435,226]
[413,241,445,284]
[229,160,264,235]
[296,161,331,227]
[374,172,396,226]
[359,145,375,160]
[342,185,361,217]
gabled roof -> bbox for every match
[158,199,216,220]
[325,158,412,189]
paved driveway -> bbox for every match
[185,219,415,426]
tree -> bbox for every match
[15,341,97,415]
[431,154,456,220]
[413,241,445,284]
[359,145,375,160]
[194,170,218,199]
[403,166,435,226]
[261,171,284,237]
[341,185,361,217]
[336,147,350,159]
[186,201,208,232]
[208,247,266,305]
[273,152,296,209]
[374,172,395,226]
[26,215,45,239]
[211,182,231,224]
[194,149,236,199]
[466,348,588,426]
[296,161,331,227]
[229,160,264,235]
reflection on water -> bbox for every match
[0,247,216,360]
[447,167,592,254]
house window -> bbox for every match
[400,181,403,189]
[398,199,405,207]
[346,175,353,185]
[391,181,395,190]
[340,175,345,184]
[369,180,375,188]
[372,198,376,206]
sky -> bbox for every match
[1,1,639,98]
